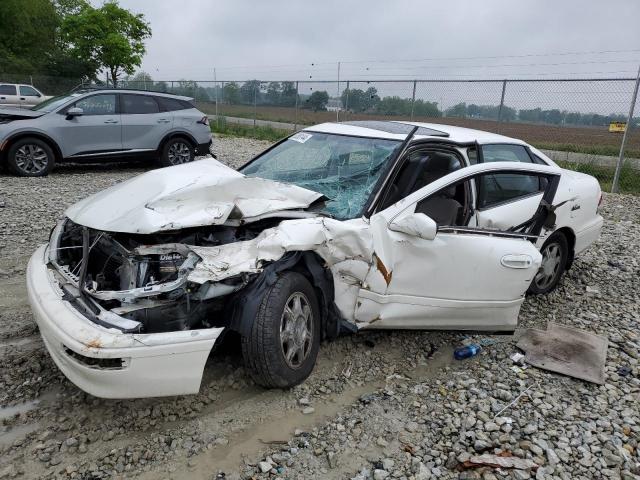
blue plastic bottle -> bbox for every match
[454,344,481,360]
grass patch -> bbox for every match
[556,160,640,195]
[532,142,640,159]
[210,119,291,143]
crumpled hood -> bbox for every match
[65,159,324,234]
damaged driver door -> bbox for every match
[355,162,560,331]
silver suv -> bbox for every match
[0,88,213,176]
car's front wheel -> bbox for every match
[159,138,195,167]
[7,138,55,177]
[528,231,569,295]
[241,271,321,388]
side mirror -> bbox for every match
[388,213,437,240]
[66,107,83,119]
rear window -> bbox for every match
[482,144,533,163]
[121,94,159,114]
[0,85,17,95]
[156,96,191,111]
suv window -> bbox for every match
[0,85,17,95]
[20,86,40,97]
[482,144,533,163]
[156,96,189,111]
[74,94,117,115]
[477,172,547,209]
[122,94,159,114]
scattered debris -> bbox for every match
[510,352,526,366]
[454,344,481,360]
[516,323,608,384]
[585,285,601,295]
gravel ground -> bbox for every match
[0,136,639,480]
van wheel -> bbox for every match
[528,232,569,295]
[159,138,195,167]
[7,138,55,176]
[241,272,321,388]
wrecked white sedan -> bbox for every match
[26,121,603,398]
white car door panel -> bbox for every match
[473,192,543,230]
[355,162,560,330]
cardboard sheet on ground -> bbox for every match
[516,323,608,384]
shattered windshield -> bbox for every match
[240,131,401,219]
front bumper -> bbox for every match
[27,245,224,399]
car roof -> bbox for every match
[74,88,193,102]
[303,120,528,146]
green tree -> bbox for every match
[446,102,467,118]
[0,0,58,74]
[265,82,281,105]
[61,0,151,86]
[306,90,329,111]
[240,80,261,104]
[223,82,240,104]
[280,81,297,107]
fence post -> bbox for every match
[294,81,299,132]
[253,82,258,129]
[612,65,640,193]
[498,80,507,122]
[410,80,417,120]
[344,81,350,121]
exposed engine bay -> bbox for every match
[51,218,285,334]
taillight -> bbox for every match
[197,116,209,126]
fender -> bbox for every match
[157,130,199,152]
[1,129,63,161]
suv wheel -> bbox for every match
[528,232,569,295]
[7,138,55,177]
[241,272,321,388]
[160,138,195,167]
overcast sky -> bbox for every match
[109,0,640,82]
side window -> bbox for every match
[74,94,117,115]
[156,96,187,112]
[0,85,17,95]
[121,94,159,114]
[477,172,548,209]
[20,86,40,97]
[482,144,533,163]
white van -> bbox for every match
[0,84,51,108]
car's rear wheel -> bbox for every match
[7,138,55,177]
[241,271,321,388]
[528,231,569,295]
[160,138,195,167]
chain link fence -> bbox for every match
[2,73,639,194]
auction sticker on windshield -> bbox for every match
[290,132,313,143]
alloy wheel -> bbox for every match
[167,142,192,164]
[14,144,49,174]
[279,292,313,369]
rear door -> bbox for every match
[0,84,19,107]
[355,162,560,331]
[120,94,173,151]
[472,144,557,230]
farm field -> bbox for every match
[198,102,640,159]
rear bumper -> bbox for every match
[195,139,213,156]
[574,215,604,256]
[27,245,223,399]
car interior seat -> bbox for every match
[415,154,463,226]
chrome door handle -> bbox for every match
[104,119,119,124]
[501,254,534,269]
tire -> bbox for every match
[7,138,55,177]
[528,231,569,295]
[241,271,321,389]
[159,138,195,167]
